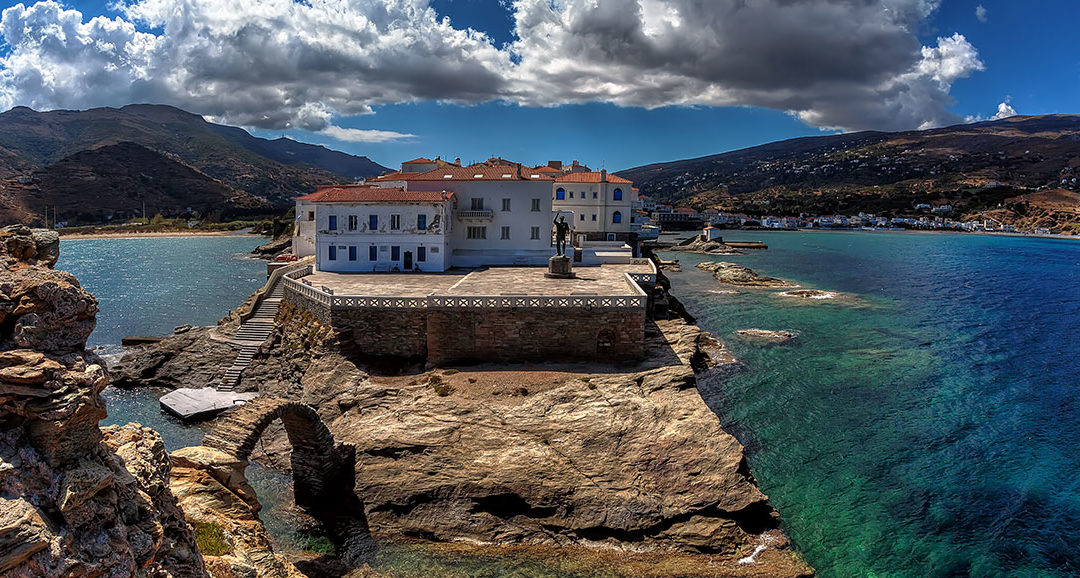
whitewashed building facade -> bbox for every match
[552,170,635,241]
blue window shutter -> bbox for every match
[328,215,337,230]
[418,214,427,230]
[369,215,378,229]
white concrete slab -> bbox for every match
[159,388,259,421]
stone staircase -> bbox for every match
[218,283,285,391]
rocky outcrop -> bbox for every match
[115,280,813,575]
[168,446,305,578]
[737,329,798,345]
[0,227,208,576]
[669,235,744,255]
[696,261,795,288]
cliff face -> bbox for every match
[0,225,208,576]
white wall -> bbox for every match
[312,201,452,272]
[293,200,317,257]
[406,180,556,267]
[552,181,633,235]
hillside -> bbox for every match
[618,115,1080,233]
[0,104,389,221]
[5,142,273,224]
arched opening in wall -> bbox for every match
[613,188,623,201]
[556,188,566,200]
[612,211,622,224]
[597,329,616,356]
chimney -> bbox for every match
[454,157,461,166]
[601,169,607,182]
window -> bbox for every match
[348,215,357,231]
[579,214,585,221]
[593,192,598,199]
[417,214,427,230]
[391,246,400,261]
[612,211,622,224]
[530,226,540,240]
[614,188,623,201]
[471,198,485,211]
[348,246,357,261]
[328,215,337,231]
[369,215,378,230]
[607,233,617,241]
[390,214,401,230]
[328,245,337,260]
[417,246,427,262]
[307,211,314,221]
[502,198,511,212]
[531,198,541,212]
[369,246,378,261]
[467,226,487,239]
[501,226,510,240]
[592,214,597,221]
[555,188,565,200]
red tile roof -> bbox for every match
[372,165,554,182]
[402,157,434,164]
[554,171,633,184]
[296,185,453,203]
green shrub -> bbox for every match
[442,368,460,375]
[193,521,232,556]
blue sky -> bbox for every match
[0,0,1076,171]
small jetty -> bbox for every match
[159,388,259,421]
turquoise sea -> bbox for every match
[57,232,1080,576]
[664,230,1080,577]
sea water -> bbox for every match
[54,233,1080,575]
[664,230,1080,577]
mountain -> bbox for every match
[10,142,272,223]
[618,115,1080,233]
[0,104,389,223]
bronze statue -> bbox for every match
[553,214,570,256]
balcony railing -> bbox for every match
[454,210,494,220]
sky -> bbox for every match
[0,0,1076,171]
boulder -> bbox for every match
[696,261,795,288]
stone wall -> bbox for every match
[282,284,332,325]
[426,307,644,365]
[333,308,428,358]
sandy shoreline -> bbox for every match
[59,230,267,240]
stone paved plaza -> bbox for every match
[304,263,649,298]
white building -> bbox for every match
[294,185,455,271]
[552,170,635,241]
[371,164,557,267]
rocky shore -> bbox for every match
[667,235,744,255]
[0,225,302,577]
[115,273,815,575]
[696,261,796,288]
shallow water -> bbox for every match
[664,230,1080,577]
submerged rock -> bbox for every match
[736,329,798,345]
[696,261,795,288]
[777,289,837,300]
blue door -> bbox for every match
[328,245,337,260]
[417,246,426,262]
[348,246,357,261]
[391,246,400,261]
[369,246,378,261]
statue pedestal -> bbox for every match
[545,255,575,279]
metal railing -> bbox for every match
[454,210,494,220]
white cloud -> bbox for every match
[318,125,415,143]
[976,5,988,23]
[0,0,986,136]
[991,100,1018,120]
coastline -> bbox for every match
[59,230,266,240]
[706,227,1080,241]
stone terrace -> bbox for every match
[304,263,650,298]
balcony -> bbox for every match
[455,209,494,221]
